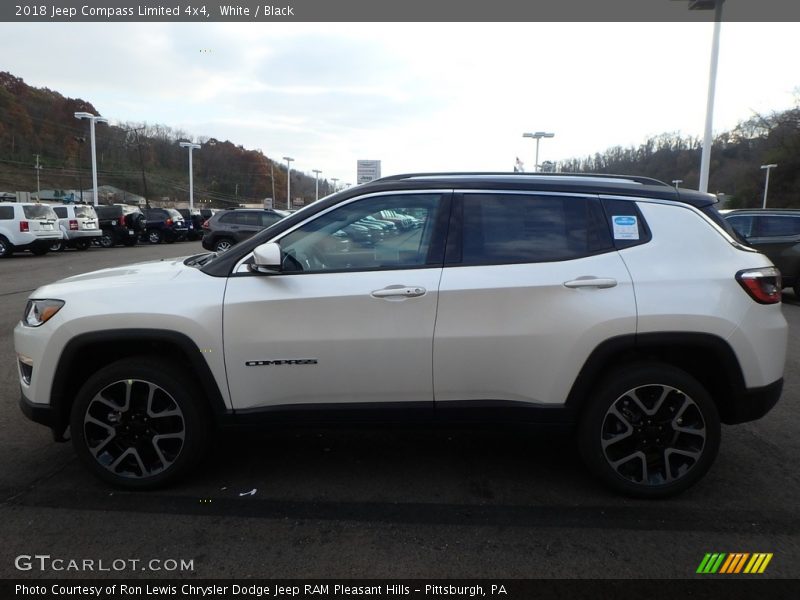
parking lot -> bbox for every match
[0,243,798,580]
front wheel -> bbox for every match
[75,239,91,251]
[30,247,49,256]
[213,237,234,253]
[49,240,65,252]
[99,230,115,248]
[147,229,163,244]
[578,363,720,498]
[70,358,210,489]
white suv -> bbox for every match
[47,203,101,251]
[14,174,787,497]
[0,202,61,257]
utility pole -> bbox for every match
[131,127,149,207]
[34,154,41,199]
[270,162,276,206]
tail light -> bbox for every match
[19,221,29,232]
[166,218,173,226]
[736,267,781,304]
[202,220,210,230]
[69,219,79,230]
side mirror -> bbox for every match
[251,242,283,274]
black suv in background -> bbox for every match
[201,208,286,252]
[177,209,205,241]
[723,208,800,296]
[142,208,188,244]
[94,204,146,247]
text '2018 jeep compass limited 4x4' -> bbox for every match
[14,173,787,497]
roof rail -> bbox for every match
[371,172,671,187]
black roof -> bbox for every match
[357,172,717,208]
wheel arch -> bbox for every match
[566,332,747,425]
[49,329,230,439]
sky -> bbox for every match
[1,20,799,187]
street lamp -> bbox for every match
[74,112,108,206]
[761,164,777,209]
[331,177,339,193]
[672,179,683,189]
[179,142,201,210]
[74,136,86,202]
[522,131,555,172]
[674,0,725,193]
[283,156,294,210]
[312,169,322,202]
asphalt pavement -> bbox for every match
[0,242,798,580]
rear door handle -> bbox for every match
[371,285,426,299]
[563,277,618,289]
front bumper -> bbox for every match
[19,391,55,428]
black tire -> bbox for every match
[0,235,12,257]
[213,237,235,253]
[30,246,49,256]
[75,239,91,251]
[146,229,163,244]
[578,362,720,498]
[49,240,65,252]
[122,237,138,247]
[99,230,115,248]
[70,357,210,489]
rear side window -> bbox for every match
[23,205,56,219]
[600,198,652,250]
[758,215,800,237]
[74,206,96,219]
[260,212,281,227]
[0,206,13,220]
[726,215,754,238]
[53,207,68,218]
[455,193,612,265]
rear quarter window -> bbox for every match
[0,206,13,220]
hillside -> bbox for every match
[0,71,328,207]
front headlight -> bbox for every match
[23,299,65,327]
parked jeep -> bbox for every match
[142,208,188,244]
[94,204,147,248]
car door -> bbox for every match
[223,191,450,413]
[433,191,637,409]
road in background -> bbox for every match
[0,244,798,579]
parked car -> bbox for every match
[201,208,286,252]
[15,173,786,497]
[177,209,205,241]
[722,209,800,296]
[0,202,61,257]
[48,204,101,251]
[94,204,147,247]
[142,208,188,244]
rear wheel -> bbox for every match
[578,363,720,498]
[213,237,234,252]
[70,358,210,489]
[147,229,163,244]
[0,235,12,257]
[99,230,114,248]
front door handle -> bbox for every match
[371,285,426,299]
[563,277,618,289]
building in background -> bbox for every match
[357,160,381,184]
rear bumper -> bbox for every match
[14,238,59,251]
[724,378,783,424]
[64,230,101,241]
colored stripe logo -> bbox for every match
[697,553,773,574]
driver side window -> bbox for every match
[279,194,442,273]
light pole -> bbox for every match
[74,136,86,202]
[761,164,777,209]
[672,179,683,189]
[331,177,339,193]
[74,111,109,206]
[522,131,555,172]
[179,142,201,210]
[283,156,294,210]
[676,0,725,193]
[312,169,322,202]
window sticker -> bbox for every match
[612,215,639,240]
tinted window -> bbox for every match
[260,212,282,227]
[219,211,239,224]
[53,207,68,218]
[95,206,115,218]
[280,194,441,272]
[0,206,13,220]
[758,215,800,237]
[726,215,754,238]
[460,193,612,265]
[23,205,57,220]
